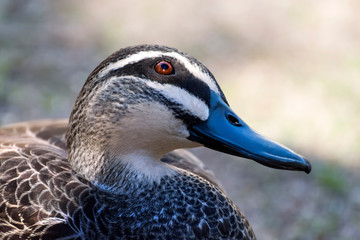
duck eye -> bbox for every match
[154,61,174,75]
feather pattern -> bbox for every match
[0,120,254,239]
[0,120,86,239]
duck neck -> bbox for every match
[66,130,177,192]
[65,79,197,191]
[66,113,181,192]
[99,152,177,192]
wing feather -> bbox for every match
[0,119,222,239]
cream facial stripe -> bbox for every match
[144,80,210,121]
[105,76,210,121]
[98,51,220,95]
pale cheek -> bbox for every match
[140,118,197,152]
[108,102,200,156]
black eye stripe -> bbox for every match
[104,58,211,106]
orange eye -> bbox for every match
[154,61,174,75]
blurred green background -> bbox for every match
[0,1,359,239]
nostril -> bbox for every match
[225,113,242,126]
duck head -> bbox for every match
[66,45,310,189]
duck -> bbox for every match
[0,45,311,240]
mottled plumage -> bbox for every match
[0,120,252,239]
[0,45,310,239]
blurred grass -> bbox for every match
[316,162,349,195]
[0,0,359,239]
